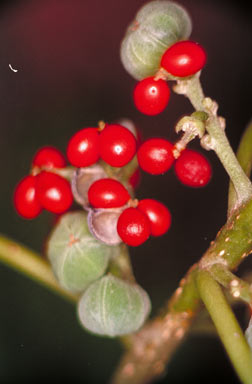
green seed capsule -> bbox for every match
[77,275,151,337]
[47,211,118,292]
[120,0,192,80]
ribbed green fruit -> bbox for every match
[47,211,118,292]
[120,0,192,80]
[77,274,151,337]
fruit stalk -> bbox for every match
[173,75,252,209]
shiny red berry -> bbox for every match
[32,146,66,169]
[99,124,136,167]
[117,207,151,246]
[66,127,99,167]
[88,178,130,208]
[137,199,171,237]
[36,171,73,213]
[174,149,212,187]
[116,118,142,149]
[133,77,170,116]
[161,40,207,77]
[13,175,42,219]
[137,138,175,175]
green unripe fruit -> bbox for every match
[77,275,151,337]
[47,211,118,292]
[120,0,192,80]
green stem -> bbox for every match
[199,197,252,270]
[168,264,200,313]
[208,263,252,304]
[228,120,252,215]
[0,234,78,303]
[197,270,252,384]
[174,74,205,111]
[174,75,252,208]
[32,165,76,181]
[206,116,252,205]
[108,244,136,283]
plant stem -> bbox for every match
[208,263,252,304]
[199,197,252,270]
[205,113,252,208]
[0,234,78,303]
[175,74,205,111]
[228,120,252,215]
[109,244,136,283]
[112,194,252,384]
[174,75,252,208]
[197,270,252,384]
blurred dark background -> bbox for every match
[0,0,251,383]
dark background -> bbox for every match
[0,0,251,383]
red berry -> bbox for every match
[13,175,42,219]
[116,118,142,148]
[88,178,130,208]
[137,138,175,175]
[133,77,170,116]
[174,149,212,187]
[161,40,207,77]
[137,199,171,237]
[66,127,99,167]
[117,207,151,246]
[36,171,73,213]
[32,146,66,169]
[99,124,136,167]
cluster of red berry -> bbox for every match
[133,40,207,115]
[13,147,72,218]
[13,123,136,219]
[87,177,171,246]
[14,117,211,246]
[67,123,137,168]
[137,137,212,187]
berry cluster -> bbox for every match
[14,118,211,247]
[67,123,137,168]
[87,177,171,246]
[13,122,172,247]
[13,147,73,218]
[14,123,137,219]
[137,137,212,187]
[117,200,171,247]
[133,40,207,115]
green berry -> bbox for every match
[77,275,151,337]
[120,0,192,80]
[47,211,118,292]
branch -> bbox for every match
[197,270,252,384]
[0,234,78,303]
[207,263,252,305]
[173,75,252,208]
[111,195,252,384]
[228,120,252,215]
